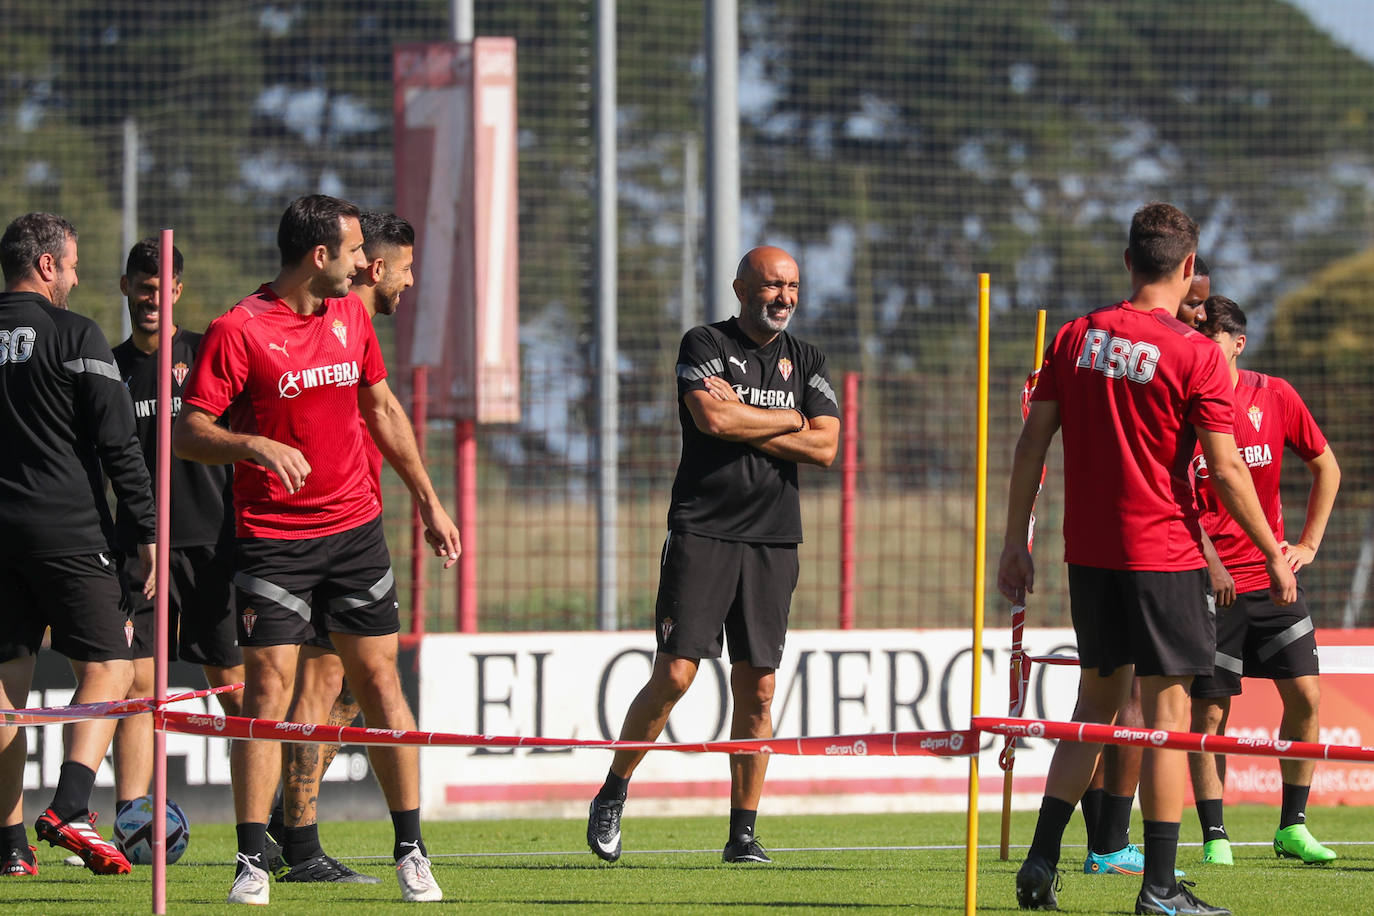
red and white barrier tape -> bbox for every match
[159,710,979,758]
[975,715,1374,764]
[0,683,242,727]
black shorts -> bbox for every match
[123,545,243,668]
[1191,586,1319,699]
[653,531,798,669]
[1068,564,1213,678]
[0,552,133,663]
[233,517,399,648]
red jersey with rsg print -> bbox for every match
[1032,301,1235,571]
[183,285,387,539]
[1191,370,1327,593]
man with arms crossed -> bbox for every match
[110,239,245,835]
[0,213,155,877]
[587,246,839,864]
[1187,296,1340,866]
[998,203,1296,915]
[266,211,418,883]
[174,195,459,905]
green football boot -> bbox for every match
[1273,824,1337,864]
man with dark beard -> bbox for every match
[586,246,840,865]
[265,211,417,884]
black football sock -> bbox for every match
[1195,797,1228,842]
[599,770,630,801]
[49,762,97,822]
[1091,793,1134,854]
[1280,783,1310,829]
[1141,820,1180,898]
[283,823,325,865]
[235,822,268,873]
[1028,796,1075,868]
[0,823,27,854]
[729,808,757,841]
[391,808,426,861]
[116,798,137,817]
[1079,787,1105,845]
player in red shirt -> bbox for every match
[1186,296,1340,866]
[174,195,459,905]
[266,212,418,883]
[998,203,1296,916]
[1079,255,1213,880]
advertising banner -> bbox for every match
[417,628,1082,819]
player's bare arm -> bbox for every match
[172,404,311,495]
[997,399,1060,605]
[1196,426,1297,605]
[357,379,461,568]
[1199,528,1236,607]
[751,415,839,467]
[684,384,805,441]
[1283,445,1339,573]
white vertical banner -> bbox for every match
[392,39,520,423]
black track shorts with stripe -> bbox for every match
[124,545,242,668]
[1191,586,1319,699]
[1068,564,1214,678]
[654,530,799,669]
[233,517,399,647]
[0,552,133,663]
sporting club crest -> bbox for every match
[660,617,674,644]
[777,357,793,381]
[1247,404,1263,432]
[242,610,258,637]
[331,319,348,347]
[172,361,190,385]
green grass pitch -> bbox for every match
[14,805,1372,913]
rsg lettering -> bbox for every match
[1076,328,1159,384]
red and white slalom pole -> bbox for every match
[999,310,1046,860]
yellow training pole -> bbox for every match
[999,308,1046,860]
[965,273,991,916]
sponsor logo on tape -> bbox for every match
[824,739,868,756]
[272,722,317,736]
[1150,730,1168,746]
[949,732,965,752]
[1027,721,1045,738]
[365,728,407,739]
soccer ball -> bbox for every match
[113,796,190,865]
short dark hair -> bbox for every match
[277,194,361,266]
[1127,202,1198,282]
[1197,296,1246,337]
[1193,254,1209,278]
[360,211,415,259]
[125,237,184,280]
[1,212,77,285]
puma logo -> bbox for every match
[728,355,748,374]
[269,341,290,358]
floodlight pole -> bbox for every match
[594,0,619,630]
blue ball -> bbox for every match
[113,795,190,865]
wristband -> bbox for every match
[793,409,806,432]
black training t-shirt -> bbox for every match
[0,291,155,558]
[667,317,839,544]
[113,328,233,552]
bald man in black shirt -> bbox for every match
[587,246,840,865]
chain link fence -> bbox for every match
[4,0,1373,631]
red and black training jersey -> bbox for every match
[1191,370,1327,593]
[1032,301,1234,571]
[0,291,155,558]
[113,328,234,552]
[182,286,386,539]
[667,318,840,544]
